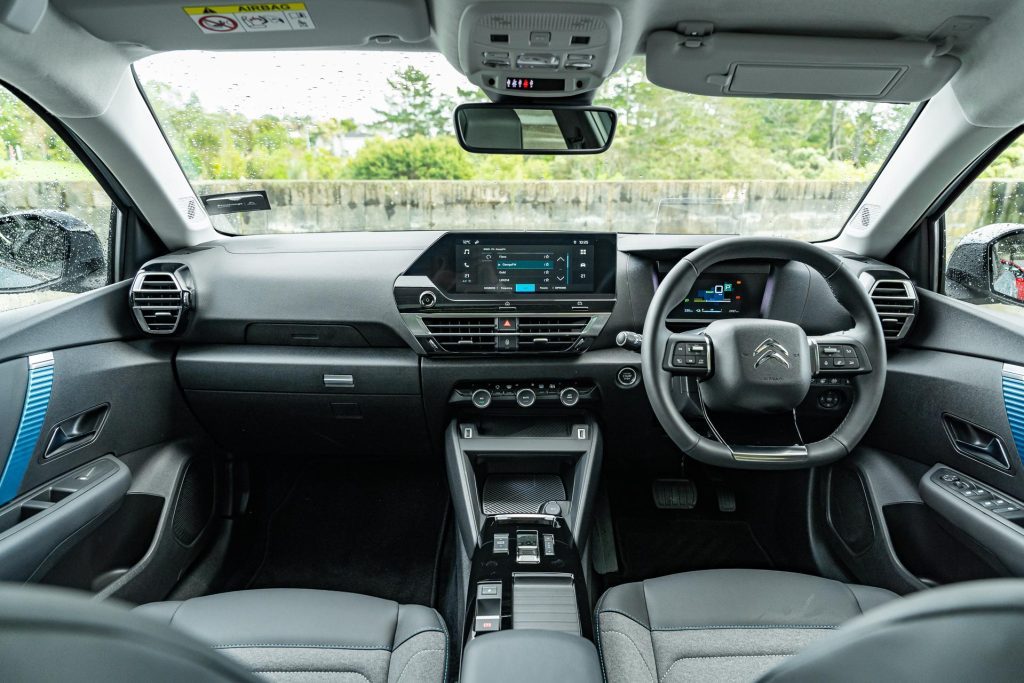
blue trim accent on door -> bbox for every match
[1004,373,1024,466]
[0,356,54,506]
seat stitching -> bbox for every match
[214,644,391,650]
[600,630,656,683]
[393,648,445,683]
[597,608,652,629]
[594,598,608,683]
[391,629,446,652]
[251,671,371,682]
[659,654,788,683]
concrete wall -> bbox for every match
[3,178,1023,244]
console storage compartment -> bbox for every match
[461,630,602,683]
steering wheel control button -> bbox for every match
[617,366,639,387]
[818,390,843,410]
[559,387,580,407]
[815,343,864,373]
[472,389,492,409]
[515,388,537,407]
[670,337,712,373]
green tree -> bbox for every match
[347,136,473,179]
[372,66,457,138]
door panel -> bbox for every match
[817,287,1024,591]
[0,284,220,599]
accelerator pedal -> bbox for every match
[652,479,698,510]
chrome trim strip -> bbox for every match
[731,445,809,463]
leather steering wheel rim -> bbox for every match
[641,236,888,470]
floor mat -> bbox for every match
[242,458,448,607]
[613,515,774,582]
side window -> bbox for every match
[0,86,115,313]
[943,136,1024,322]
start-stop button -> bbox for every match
[617,366,640,388]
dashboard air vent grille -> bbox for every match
[421,315,592,353]
[130,270,189,335]
[423,317,496,351]
[869,279,917,341]
[518,316,589,351]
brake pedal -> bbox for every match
[653,479,697,510]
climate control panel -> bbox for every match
[452,380,595,409]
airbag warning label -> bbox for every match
[184,4,315,34]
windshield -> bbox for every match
[135,51,914,239]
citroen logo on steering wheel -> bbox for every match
[753,338,791,369]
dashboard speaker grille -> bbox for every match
[869,279,917,341]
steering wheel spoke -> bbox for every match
[662,332,713,377]
[808,334,873,375]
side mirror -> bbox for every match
[946,224,1024,306]
[0,210,105,294]
[454,103,616,154]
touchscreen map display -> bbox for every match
[455,238,596,294]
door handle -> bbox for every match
[942,413,1010,469]
[43,404,109,460]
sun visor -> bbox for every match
[51,0,431,50]
[646,28,960,102]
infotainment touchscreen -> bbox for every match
[455,238,596,294]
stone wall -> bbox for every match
[3,178,1023,244]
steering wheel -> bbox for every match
[641,237,887,469]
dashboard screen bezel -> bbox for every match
[405,232,617,300]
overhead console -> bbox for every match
[394,232,616,355]
[458,2,623,97]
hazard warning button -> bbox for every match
[495,317,518,332]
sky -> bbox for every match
[134,50,474,124]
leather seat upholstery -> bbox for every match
[596,569,897,683]
[136,588,448,683]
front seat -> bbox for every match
[136,588,449,683]
[596,569,896,683]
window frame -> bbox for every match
[1,80,138,286]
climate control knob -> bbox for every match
[471,388,492,409]
[559,387,581,407]
[515,388,537,408]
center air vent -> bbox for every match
[869,279,917,341]
[421,315,592,353]
[130,267,193,335]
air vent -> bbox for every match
[423,317,496,352]
[518,316,589,351]
[869,279,917,341]
[130,268,192,335]
[421,315,592,353]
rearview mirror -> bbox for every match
[454,104,616,155]
[946,224,1024,307]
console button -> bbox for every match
[496,335,518,352]
[516,388,537,407]
[543,501,562,516]
[496,317,518,331]
[493,533,509,554]
[543,533,555,556]
[418,291,437,308]
[471,389,492,409]
[559,387,581,407]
